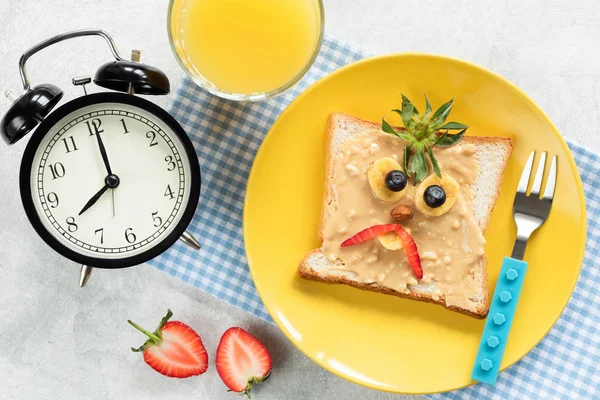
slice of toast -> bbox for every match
[298,113,513,318]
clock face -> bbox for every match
[20,94,200,268]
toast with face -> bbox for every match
[298,112,513,318]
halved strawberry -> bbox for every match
[216,327,272,397]
[128,310,208,378]
[395,225,423,279]
[340,224,397,247]
[341,223,423,279]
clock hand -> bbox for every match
[111,188,116,217]
[78,184,110,216]
[95,129,113,175]
[79,173,120,216]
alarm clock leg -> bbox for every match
[79,264,93,287]
[180,231,201,250]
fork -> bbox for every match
[471,151,557,385]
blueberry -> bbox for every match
[385,170,407,192]
[424,185,446,208]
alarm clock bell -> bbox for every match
[1,29,201,288]
[1,84,63,145]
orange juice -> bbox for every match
[169,0,323,97]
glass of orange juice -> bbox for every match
[168,0,324,101]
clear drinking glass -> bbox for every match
[168,0,325,101]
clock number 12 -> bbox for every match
[85,118,103,136]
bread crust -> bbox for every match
[473,136,514,234]
[298,249,489,319]
[307,113,513,318]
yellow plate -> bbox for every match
[243,54,586,394]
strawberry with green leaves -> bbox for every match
[128,310,208,378]
[382,94,468,184]
[216,327,273,398]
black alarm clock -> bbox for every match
[1,29,201,287]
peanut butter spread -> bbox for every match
[321,131,486,312]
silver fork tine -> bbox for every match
[543,155,557,201]
[530,152,547,196]
[517,151,535,194]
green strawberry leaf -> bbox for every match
[439,121,468,130]
[403,143,412,175]
[424,94,432,118]
[401,103,415,128]
[391,108,418,128]
[432,98,455,125]
[401,94,419,116]
[427,146,442,178]
[382,117,397,134]
[435,128,467,147]
[433,130,448,145]
[382,117,411,141]
[155,309,173,332]
[411,144,428,184]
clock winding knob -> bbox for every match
[72,76,92,95]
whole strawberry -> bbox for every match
[128,309,208,378]
[216,327,273,397]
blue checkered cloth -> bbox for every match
[148,37,599,398]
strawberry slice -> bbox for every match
[128,310,208,378]
[340,224,398,247]
[395,225,423,279]
[341,223,423,279]
[216,327,272,397]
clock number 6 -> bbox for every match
[165,156,176,171]
[152,211,163,228]
[125,228,137,244]
[95,228,104,244]
[66,217,78,232]
[146,131,158,147]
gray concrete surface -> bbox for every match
[1,0,599,399]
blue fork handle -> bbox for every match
[471,257,529,385]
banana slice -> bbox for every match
[368,158,408,203]
[377,231,403,250]
[415,173,459,217]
